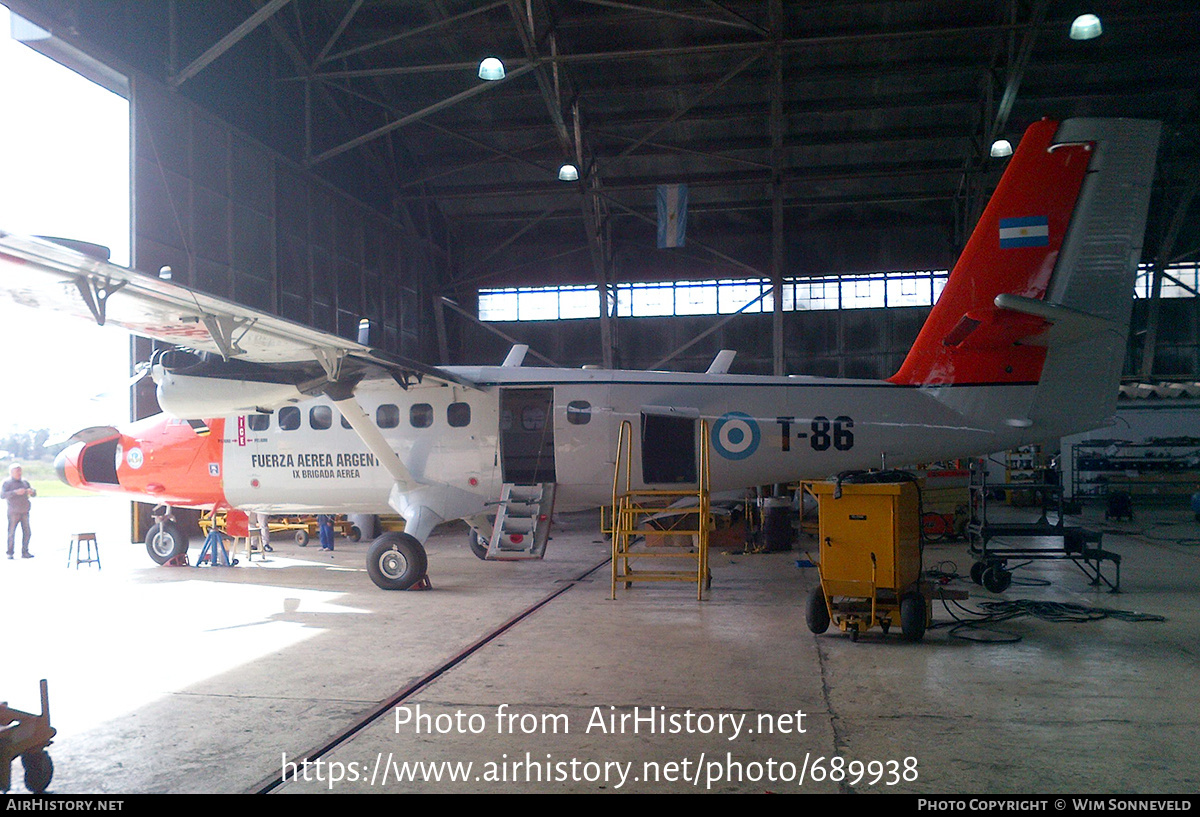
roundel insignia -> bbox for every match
[126,447,144,469]
[711,412,760,460]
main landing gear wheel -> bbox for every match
[146,521,188,565]
[468,529,489,560]
[22,749,53,794]
[367,532,429,590]
[805,586,830,634]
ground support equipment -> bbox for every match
[804,476,931,642]
[608,419,712,600]
[968,461,1121,593]
[1,680,55,793]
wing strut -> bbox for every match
[327,391,419,491]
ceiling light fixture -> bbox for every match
[558,163,579,182]
[990,139,1013,158]
[1069,14,1102,40]
[478,57,505,81]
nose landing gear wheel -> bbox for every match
[468,529,489,560]
[146,521,187,565]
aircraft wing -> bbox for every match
[0,230,473,390]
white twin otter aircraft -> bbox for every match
[0,117,1161,590]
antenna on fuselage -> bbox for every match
[502,344,529,367]
[706,350,736,374]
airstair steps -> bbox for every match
[486,482,556,559]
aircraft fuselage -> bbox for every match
[61,364,1052,518]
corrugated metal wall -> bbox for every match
[130,78,430,362]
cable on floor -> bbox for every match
[929,595,1165,644]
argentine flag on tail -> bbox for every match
[999,215,1049,248]
[657,184,688,248]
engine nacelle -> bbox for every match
[153,366,304,418]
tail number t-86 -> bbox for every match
[777,416,854,452]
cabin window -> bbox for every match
[310,405,333,430]
[567,400,591,425]
[448,402,471,427]
[247,413,270,431]
[377,404,400,429]
[278,406,301,431]
[410,403,434,429]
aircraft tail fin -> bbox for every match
[890,117,1160,432]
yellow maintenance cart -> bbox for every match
[804,476,929,642]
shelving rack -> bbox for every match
[1071,438,1200,502]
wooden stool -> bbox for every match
[67,533,101,570]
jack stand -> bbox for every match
[407,575,433,591]
[196,529,237,567]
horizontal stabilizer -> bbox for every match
[993,293,1120,345]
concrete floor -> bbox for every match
[1,494,1197,794]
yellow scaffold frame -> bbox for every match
[607,419,712,600]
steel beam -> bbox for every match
[769,0,784,376]
[171,0,293,88]
[1139,172,1200,379]
[308,62,540,165]
[439,298,561,367]
[321,2,506,64]
[574,0,766,33]
[615,48,766,160]
[315,0,365,65]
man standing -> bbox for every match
[4,463,36,559]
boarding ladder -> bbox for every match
[607,419,712,599]
[485,482,556,559]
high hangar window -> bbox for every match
[477,271,952,322]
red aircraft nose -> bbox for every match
[55,442,84,488]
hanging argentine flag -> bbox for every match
[657,184,688,248]
[999,215,1050,248]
